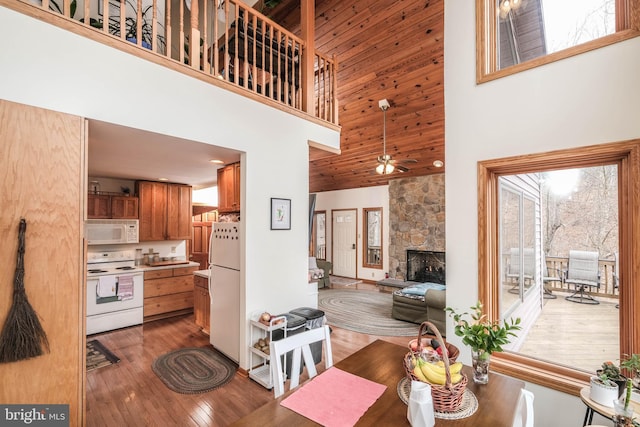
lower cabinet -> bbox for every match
[143,266,198,321]
[193,274,210,334]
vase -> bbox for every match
[613,398,634,427]
[471,350,490,384]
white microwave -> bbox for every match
[85,219,139,245]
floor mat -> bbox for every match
[86,339,120,371]
[152,347,237,394]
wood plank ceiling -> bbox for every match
[262,0,445,193]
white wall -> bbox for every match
[314,185,389,281]
[0,6,340,370]
[444,2,640,426]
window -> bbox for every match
[310,211,326,259]
[476,0,640,83]
[363,207,383,269]
[478,140,640,394]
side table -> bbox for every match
[580,386,639,426]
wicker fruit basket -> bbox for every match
[404,321,467,412]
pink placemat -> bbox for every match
[280,367,387,427]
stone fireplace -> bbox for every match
[388,174,445,280]
[406,250,445,284]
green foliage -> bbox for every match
[621,353,640,374]
[445,301,521,358]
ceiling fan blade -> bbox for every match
[397,158,418,163]
[396,165,410,173]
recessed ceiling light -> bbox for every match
[433,160,444,168]
[209,159,224,164]
[158,177,169,181]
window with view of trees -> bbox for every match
[476,0,639,82]
[477,141,640,394]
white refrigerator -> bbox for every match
[208,222,241,363]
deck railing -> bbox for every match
[19,0,338,125]
[543,256,617,298]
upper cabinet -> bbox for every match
[217,162,241,214]
[137,181,192,241]
[87,193,139,219]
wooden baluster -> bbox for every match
[166,0,172,57]
[179,0,184,63]
[151,0,158,53]
[136,0,143,47]
[189,0,200,68]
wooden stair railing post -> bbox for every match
[190,0,200,68]
[301,0,315,115]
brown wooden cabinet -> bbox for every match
[137,181,192,241]
[143,265,199,321]
[87,194,111,218]
[88,193,139,219]
[217,162,241,213]
[193,274,210,334]
[111,195,139,219]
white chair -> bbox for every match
[269,324,333,398]
[511,388,534,427]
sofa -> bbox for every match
[309,257,332,289]
[391,282,447,335]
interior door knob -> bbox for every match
[352,243,356,249]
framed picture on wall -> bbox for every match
[271,198,291,230]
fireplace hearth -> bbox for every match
[407,250,445,284]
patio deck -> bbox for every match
[516,290,620,374]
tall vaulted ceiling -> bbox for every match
[263,0,445,193]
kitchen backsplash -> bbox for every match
[87,240,188,261]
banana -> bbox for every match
[420,362,446,385]
[413,365,429,382]
[451,373,463,384]
[424,361,463,376]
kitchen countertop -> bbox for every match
[194,269,210,278]
[138,261,200,272]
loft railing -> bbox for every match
[18,0,338,125]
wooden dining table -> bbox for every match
[231,339,525,426]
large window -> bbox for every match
[478,140,640,394]
[476,0,640,83]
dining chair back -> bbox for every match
[511,388,534,427]
[270,324,333,398]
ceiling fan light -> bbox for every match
[376,163,394,174]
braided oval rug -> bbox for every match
[318,289,421,337]
[152,347,237,394]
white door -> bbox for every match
[332,209,357,277]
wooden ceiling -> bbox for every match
[262,0,445,193]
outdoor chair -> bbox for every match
[541,252,561,299]
[270,325,333,398]
[507,247,535,294]
[564,250,601,305]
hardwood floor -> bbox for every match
[86,313,409,426]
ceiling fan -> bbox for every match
[376,99,417,175]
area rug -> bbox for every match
[318,289,420,337]
[86,339,120,371]
[152,347,237,394]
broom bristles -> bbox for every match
[0,292,50,363]
[0,218,50,363]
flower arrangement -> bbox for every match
[445,301,521,360]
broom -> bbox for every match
[0,218,49,363]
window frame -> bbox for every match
[477,139,640,395]
[476,0,640,84]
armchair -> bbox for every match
[309,257,332,289]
